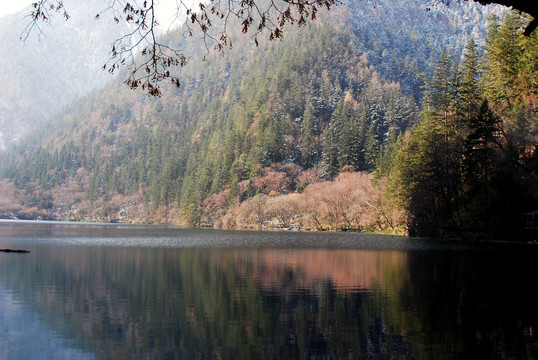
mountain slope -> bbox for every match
[0,0,505,224]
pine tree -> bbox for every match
[460,39,482,122]
[227,175,240,206]
[354,104,368,170]
[428,51,453,113]
[362,125,378,171]
[321,99,345,178]
[347,120,363,170]
[321,123,340,179]
[519,17,538,108]
[428,51,462,131]
[299,104,317,168]
[483,12,524,111]
[336,98,353,170]
[464,100,501,221]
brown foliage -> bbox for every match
[252,166,293,194]
[297,166,322,186]
[201,190,230,226]
[0,180,23,217]
[17,207,51,220]
[264,194,301,228]
[302,171,370,230]
[210,169,405,233]
[236,194,268,229]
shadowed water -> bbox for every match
[0,220,537,359]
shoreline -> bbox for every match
[1,217,536,245]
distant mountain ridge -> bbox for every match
[0,1,132,149]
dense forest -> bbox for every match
[0,1,536,239]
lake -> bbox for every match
[0,220,537,359]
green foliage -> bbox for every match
[482,12,530,111]
[321,85,418,179]
[384,12,538,239]
[460,39,482,121]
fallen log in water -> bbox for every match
[0,249,30,253]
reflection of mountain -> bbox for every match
[0,241,537,359]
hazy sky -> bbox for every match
[0,0,31,18]
[0,0,184,28]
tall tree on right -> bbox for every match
[482,12,524,111]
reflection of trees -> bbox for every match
[1,246,537,359]
[0,247,416,359]
[237,249,409,292]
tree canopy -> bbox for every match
[381,13,538,238]
[24,0,536,96]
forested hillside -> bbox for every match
[2,0,535,239]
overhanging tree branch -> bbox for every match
[23,0,339,95]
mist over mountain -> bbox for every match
[0,0,517,229]
[0,1,132,149]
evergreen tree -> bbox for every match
[321,121,340,179]
[299,104,317,168]
[321,99,345,178]
[460,39,482,122]
[335,98,353,169]
[426,51,453,112]
[463,100,501,230]
[519,17,538,107]
[362,125,379,171]
[347,120,363,170]
[483,12,524,110]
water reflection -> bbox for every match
[0,245,414,359]
[0,289,95,360]
[0,223,537,359]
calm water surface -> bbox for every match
[0,220,537,359]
